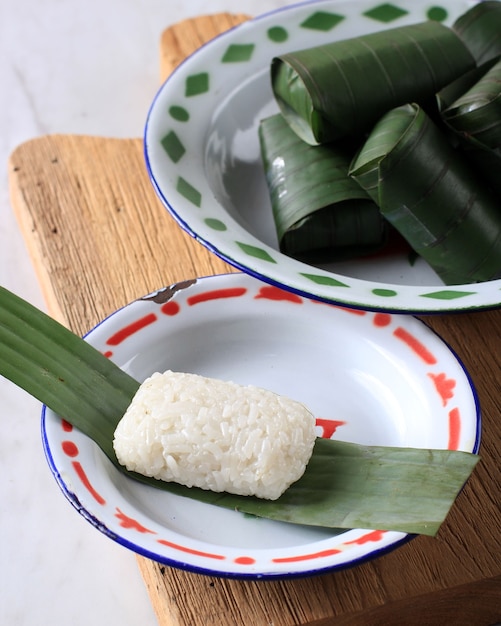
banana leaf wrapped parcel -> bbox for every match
[454,137,501,198]
[442,58,501,151]
[452,0,501,65]
[441,57,501,197]
[271,21,475,145]
[349,103,501,285]
[260,10,501,282]
[259,113,388,260]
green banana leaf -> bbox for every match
[436,56,500,113]
[0,286,139,464]
[0,285,479,536]
[458,137,501,197]
[440,57,501,196]
[350,103,501,285]
[161,437,479,536]
[442,58,501,150]
[258,113,387,261]
[271,21,475,145]
[452,0,501,65]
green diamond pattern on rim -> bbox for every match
[267,26,288,43]
[176,177,202,207]
[169,105,190,122]
[150,1,496,314]
[427,6,448,22]
[161,131,185,163]
[222,43,255,62]
[363,3,409,22]
[204,218,227,231]
[236,242,277,263]
[300,11,345,31]
[420,290,476,300]
[373,288,398,297]
[300,273,349,288]
[185,72,209,97]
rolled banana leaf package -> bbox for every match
[453,137,501,198]
[440,57,501,197]
[436,56,500,114]
[258,113,388,261]
[349,103,501,285]
[442,57,501,151]
[452,0,501,65]
[270,21,475,145]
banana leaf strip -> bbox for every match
[350,103,501,285]
[270,21,475,145]
[436,56,500,112]
[0,286,139,464]
[258,113,387,260]
[155,438,479,536]
[452,1,501,65]
[0,286,479,536]
[442,58,501,150]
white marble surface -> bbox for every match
[0,1,290,624]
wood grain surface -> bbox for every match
[8,13,501,626]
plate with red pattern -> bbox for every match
[42,273,480,579]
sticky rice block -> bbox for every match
[113,370,316,500]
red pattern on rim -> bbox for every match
[448,408,461,450]
[62,440,79,457]
[71,461,106,505]
[115,508,156,534]
[187,287,247,306]
[273,548,342,563]
[161,301,181,316]
[316,418,346,439]
[428,372,456,406]
[393,326,437,365]
[345,530,386,545]
[255,285,303,303]
[106,313,158,346]
[157,539,226,560]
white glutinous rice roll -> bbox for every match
[113,370,316,500]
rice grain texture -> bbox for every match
[113,370,316,500]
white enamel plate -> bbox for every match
[144,0,501,313]
[43,273,480,579]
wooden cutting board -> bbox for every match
[8,13,501,626]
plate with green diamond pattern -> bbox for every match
[144,0,501,313]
